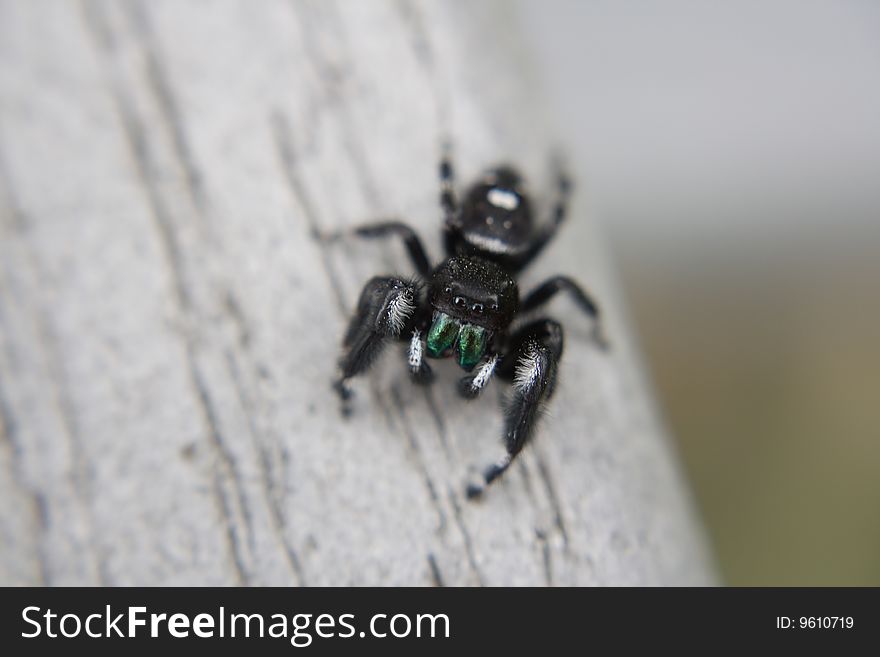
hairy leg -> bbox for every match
[457,353,499,399]
[335,276,420,411]
[439,143,457,226]
[407,327,434,385]
[320,221,432,279]
[467,319,564,497]
[509,167,571,271]
[520,276,608,349]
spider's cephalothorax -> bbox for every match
[426,257,517,370]
[329,150,606,498]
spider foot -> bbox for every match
[333,378,354,418]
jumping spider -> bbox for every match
[329,149,607,498]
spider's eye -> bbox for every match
[444,286,452,295]
[471,303,484,314]
[490,303,499,311]
[453,296,467,308]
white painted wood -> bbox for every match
[0,0,715,586]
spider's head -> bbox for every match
[426,257,518,370]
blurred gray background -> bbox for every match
[520,0,880,584]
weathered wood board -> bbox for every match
[0,0,715,586]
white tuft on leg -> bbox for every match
[386,289,415,335]
[513,345,542,392]
[470,354,499,393]
[408,329,424,372]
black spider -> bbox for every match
[328,148,607,498]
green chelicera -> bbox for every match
[426,312,489,370]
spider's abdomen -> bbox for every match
[453,167,534,257]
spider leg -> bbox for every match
[509,166,571,271]
[335,276,420,412]
[457,353,499,399]
[520,276,608,349]
[320,221,432,279]
[467,319,563,498]
[407,327,434,385]
[439,142,458,225]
